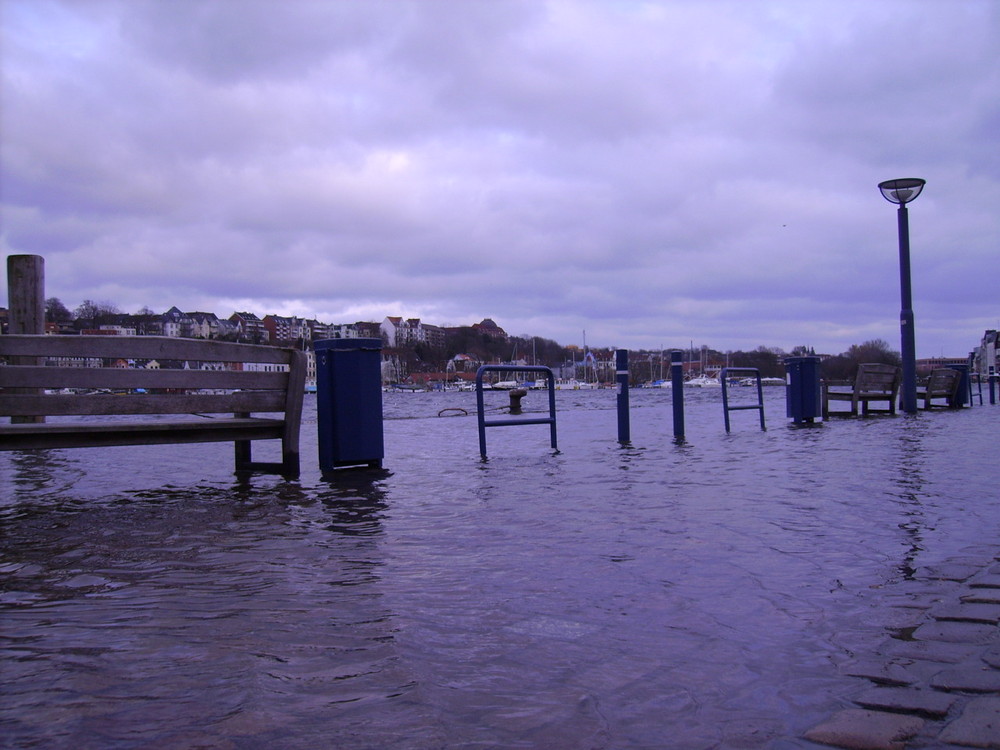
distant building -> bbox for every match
[381,316,404,347]
[381,316,444,347]
[215,318,240,340]
[973,330,998,376]
[423,323,446,349]
[450,353,476,372]
[472,318,508,341]
[100,324,137,336]
[917,356,969,375]
[188,312,222,339]
[306,319,339,341]
[229,312,268,344]
[382,316,428,347]
[263,314,308,345]
[162,307,195,338]
[354,321,383,341]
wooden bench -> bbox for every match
[916,367,962,409]
[0,335,306,476]
[822,362,901,417]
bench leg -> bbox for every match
[281,447,300,478]
[233,439,299,478]
[235,439,252,471]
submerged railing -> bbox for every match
[476,365,557,459]
[720,367,766,432]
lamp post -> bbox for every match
[878,178,926,414]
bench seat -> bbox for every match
[0,416,286,450]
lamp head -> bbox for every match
[878,178,925,205]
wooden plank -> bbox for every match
[0,391,285,417]
[0,366,289,390]
[0,418,285,450]
[281,349,307,458]
[0,335,296,364]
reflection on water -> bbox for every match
[891,419,930,581]
[2,390,998,748]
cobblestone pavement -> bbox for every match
[803,550,1000,749]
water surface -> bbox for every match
[2,389,998,748]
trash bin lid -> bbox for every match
[314,338,382,352]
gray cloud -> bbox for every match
[2,0,997,356]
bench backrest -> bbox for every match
[853,363,901,396]
[1,335,306,420]
[924,367,961,397]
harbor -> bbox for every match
[2,389,998,748]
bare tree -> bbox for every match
[74,299,121,319]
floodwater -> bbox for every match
[2,388,998,749]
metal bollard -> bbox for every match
[616,349,630,443]
[671,350,685,440]
[508,389,527,415]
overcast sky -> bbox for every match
[2,0,997,356]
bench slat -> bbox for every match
[0,417,285,450]
[1,367,289,390]
[0,335,295,364]
[0,392,286,416]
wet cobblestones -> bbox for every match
[805,552,1000,749]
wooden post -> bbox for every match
[8,255,46,335]
[7,254,46,423]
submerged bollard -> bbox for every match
[508,388,527,415]
[616,349,630,443]
[671,350,685,440]
[990,370,997,405]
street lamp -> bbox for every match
[878,177,926,414]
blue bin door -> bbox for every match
[315,339,384,469]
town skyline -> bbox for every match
[12,292,992,368]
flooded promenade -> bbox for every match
[2,389,998,748]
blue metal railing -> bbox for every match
[720,367,766,432]
[476,365,557,458]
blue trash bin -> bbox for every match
[784,356,822,423]
[315,338,384,471]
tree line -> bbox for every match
[40,296,900,382]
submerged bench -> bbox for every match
[0,335,306,476]
[822,362,901,417]
[917,367,962,409]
